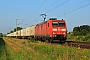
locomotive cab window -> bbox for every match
[52,22,58,26]
[52,22,65,26]
[58,22,65,26]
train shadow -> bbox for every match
[51,40,66,44]
[51,40,74,46]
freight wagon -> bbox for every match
[21,28,26,39]
[25,25,36,39]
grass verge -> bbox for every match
[1,37,90,60]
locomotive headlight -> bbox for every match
[61,29,66,31]
[53,28,57,31]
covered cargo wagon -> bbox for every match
[25,25,36,39]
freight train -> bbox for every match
[6,18,67,42]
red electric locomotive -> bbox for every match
[35,18,67,42]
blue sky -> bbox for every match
[0,0,90,34]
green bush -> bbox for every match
[67,32,90,42]
[83,35,90,42]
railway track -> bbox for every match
[63,41,90,49]
[29,39,90,49]
[50,40,90,49]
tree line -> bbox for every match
[72,25,90,36]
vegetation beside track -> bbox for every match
[67,25,90,42]
[0,37,90,60]
[67,33,90,42]
[0,38,7,60]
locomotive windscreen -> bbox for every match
[52,22,65,26]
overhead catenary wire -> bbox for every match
[58,3,90,17]
[17,20,24,25]
[29,0,47,17]
[45,0,69,13]
[41,0,59,13]
[53,0,86,16]
[31,0,89,24]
